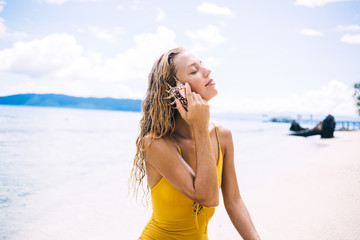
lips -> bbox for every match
[205,79,214,87]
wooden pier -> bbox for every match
[268,118,360,130]
[336,121,360,130]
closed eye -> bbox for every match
[190,66,198,74]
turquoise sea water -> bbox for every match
[0,105,320,239]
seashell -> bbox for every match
[165,77,188,111]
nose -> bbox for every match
[203,67,211,78]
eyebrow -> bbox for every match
[186,61,202,68]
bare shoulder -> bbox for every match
[212,124,233,157]
[143,133,177,163]
[213,124,233,144]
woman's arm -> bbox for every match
[219,126,261,240]
[145,83,219,207]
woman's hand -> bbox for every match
[176,82,209,128]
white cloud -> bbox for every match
[189,44,208,53]
[10,31,29,40]
[293,80,357,116]
[0,17,28,40]
[156,8,166,22]
[215,80,357,116]
[88,26,125,42]
[39,0,103,4]
[300,28,324,36]
[340,33,360,44]
[197,2,234,16]
[0,27,178,98]
[186,25,226,46]
[0,33,83,76]
[0,1,6,12]
[337,24,360,31]
[131,0,143,11]
[0,18,6,38]
[99,26,177,85]
[0,2,27,40]
[294,0,350,7]
[203,56,222,69]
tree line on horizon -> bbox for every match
[0,93,142,112]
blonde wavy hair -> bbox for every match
[130,47,185,201]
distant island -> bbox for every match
[0,94,142,112]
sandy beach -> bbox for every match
[209,130,360,240]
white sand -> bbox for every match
[209,131,360,239]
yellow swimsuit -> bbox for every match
[140,125,223,240]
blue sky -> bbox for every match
[0,0,359,117]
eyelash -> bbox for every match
[191,69,198,74]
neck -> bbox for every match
[172,111,211,140]
[173,113,194,139]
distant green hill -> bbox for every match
[0,94,142,112]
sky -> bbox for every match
[0,0,360,117]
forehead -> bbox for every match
[173,51,200,71]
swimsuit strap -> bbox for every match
[212,122,221,147]
[169,134,182,155]
[169,123,221,232]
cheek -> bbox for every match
[188,83,202,94]
[186,77,203,93]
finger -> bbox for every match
[185,82,193,103]
[191,93,201,105]
[189,93,197,104]
[194,93,202,102]
[185,82,192,92]
[175,98,186,117]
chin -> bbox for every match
[205,90,218,102]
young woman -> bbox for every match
[131,47,260,240]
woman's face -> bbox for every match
[173,51,218,102]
